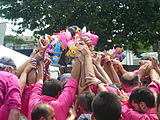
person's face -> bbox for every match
[3,66,17,74]
[46,106,56,120]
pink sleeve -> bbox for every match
[29,82,42,105]
[104,84,118,94]
[56,77,78,110]
[122,105,157,120]
[21,84,34,116]
[4,75,21,110]
[148,81,160,95]
[28,82,43,119]
[0,104,9,120]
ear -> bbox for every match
[39,116,46,120]
[139,102,147,110]
[55,91,61,98]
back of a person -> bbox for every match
[0,71,20,105]
[0,64,21,120]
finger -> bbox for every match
[121,90,125,95]
[85,80,92,85]
[89,72,95,77]
[85,76,93,80]
[117,89,121,96]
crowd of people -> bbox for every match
[0,38,160,120]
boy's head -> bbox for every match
[42,79,62,98]
[120,72,139,88]
[32,103,56,120]
[79,91,95,113]
[0,56,17,74]
[92,91,121,120]
[129,87,155,113]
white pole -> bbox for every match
[0,22,7,45]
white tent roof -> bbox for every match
[0,45,60,78]
[0,45,29,67]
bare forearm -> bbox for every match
[110,65,121,85]
[84,56,94,77]
[80,62,85,86]
[71,60,81,81]
[8,109,20,120]
[96,64,112,84]
[155,66,160,76]
[16,58,31,77]
[98,83,107,92]
[19,71,28,93]
[104,65,114,82]
[150,69,160,83]
[93,65,108,84]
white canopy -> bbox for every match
[0,45,29,67]
[0,45,60,78]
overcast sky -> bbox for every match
[0,18,33,36]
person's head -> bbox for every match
[57,73,71,87]
[156,93,160,119]
[0,56,17,74]
[31,103,56,120]
[120,72,139,89]
[42,79,62,98]
[92,91,121,120]
[129,87,155,113]
[79,91,95,113]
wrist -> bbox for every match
[154,65,159,70]
[96,64,101,67]
[96,81,102,86]
[84,54,92,58]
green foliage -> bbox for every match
[1,0,160,55]
[4,35,32,45]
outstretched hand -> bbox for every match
[77,41,91,56]
[93,52,102,66]
[24,59,37,73]
[149,57,158,69]
[117,89,129,101]
[37,39,49,51]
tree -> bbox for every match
[1,0,160,56]
[4,35,32,45]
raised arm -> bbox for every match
[85,73,107,92]
[93,53,112,84]
[104,57,121,85]
[149,57,160,76]
[19,59,37,93]
[8,109,20,120]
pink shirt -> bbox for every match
[122,105,158,120]
[0,71,21,120]
[28,77,78,120]
[21,84,34,117]
[148,81,160,95]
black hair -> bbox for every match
[92,91,121,120]
[67,25,81,37]
[120,73,139,86]
[129,87,155,108]
[31,103,50,120]
[79,91,95,112]
[157,93,160,110]
[42,78,62,97]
